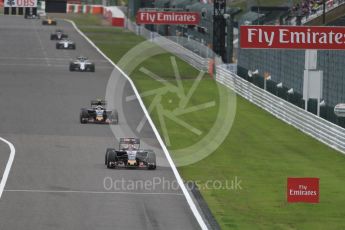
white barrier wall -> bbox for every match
[216,65,345,154]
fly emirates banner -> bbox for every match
[240,25,345,50]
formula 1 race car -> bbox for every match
[51,29,68,40]
[105,138,157,170]
[69,56,95,72]
[56,39,76,49]
[42,18,57,25]
[80,100,118,124]
[24,13,40,19]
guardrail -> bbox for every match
[216,65,345,154]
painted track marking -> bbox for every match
[31,20,51,66]
[0,137,15,200]
[0,57,108,62]
[4,189,183,196]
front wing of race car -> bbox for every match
[56,43,76,49]
[105,150,156,170]
[69,62,95,72]
[80,109,118,124]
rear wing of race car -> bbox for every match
[119,138,140,144]
[91,100,107,107]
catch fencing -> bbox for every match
[126,19,210,72]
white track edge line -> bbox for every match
[66,19,208,230]
[0,137,15,200]
[4,189,184,196]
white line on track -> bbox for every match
[4,189,184,196]
[0,63,65,67]
[66,20,208,230]
[31,20,51,66]
[0,63,114,69]
[0,137,15,200]
[0,57,108,62]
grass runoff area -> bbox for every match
[72,14,345,230]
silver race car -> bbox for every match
[51,29,68,40]
[69,56,95,72]
[56,39,76,49]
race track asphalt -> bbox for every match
[0,15,200,230]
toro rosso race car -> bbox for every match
[105,138,157,170]
[51,29,68,40]
[80,100,118,124]
[56,39,76,49]
[69,56,95,72]
[42,18,57,25]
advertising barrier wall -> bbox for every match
[67,4,101,14]
[66,4,124,27]
[103,6,124,27]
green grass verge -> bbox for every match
[73,15,345,230]
[65,14,105,27]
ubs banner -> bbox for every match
[240,25,345,50]
[5,0,37,7]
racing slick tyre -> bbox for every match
[105,148,115,165]
[106,151,116,169]
[111,111,118,124]
[42,21,46,25]
[56,44,61,49]
[147,151,156,170]
[80,109,89,124]
[90,65,95,72]
[69,63,75,71]
[71,44,76,50]
[50,34,56,40]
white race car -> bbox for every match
[56,39,76,49]
[69,56,95,72]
